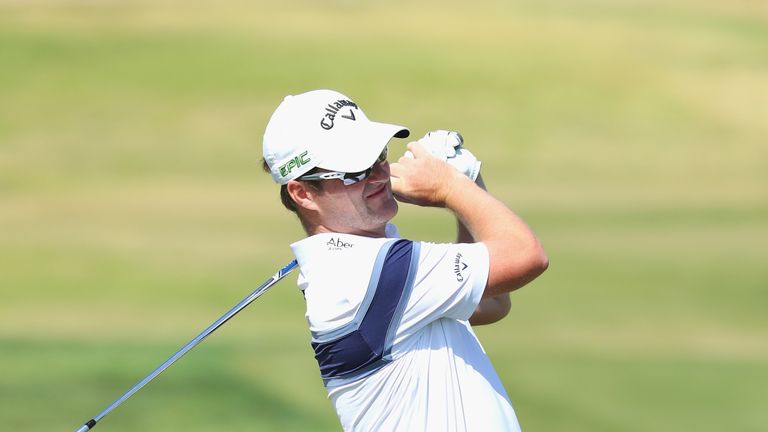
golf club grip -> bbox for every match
[74,260,298,431]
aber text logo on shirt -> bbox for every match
[327,237,354,251]
[453,252,468,282]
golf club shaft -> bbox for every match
[75,259,299,432]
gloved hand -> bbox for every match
[405,130,482,181]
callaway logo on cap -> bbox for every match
[263,89,410,185]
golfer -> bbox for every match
[262,89,548,431]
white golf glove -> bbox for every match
[405,130,482,181]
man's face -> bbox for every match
[310,159,398,236]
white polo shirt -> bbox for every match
[290,225,521,432]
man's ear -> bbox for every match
[286,180,320,211]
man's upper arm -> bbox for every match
[399,241,489,329]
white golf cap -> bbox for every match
[263,89,410,184]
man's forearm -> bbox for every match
[457,174,512,325]
[456,174,486,244]
[446,174,548,297]
[469,295,511,325]
[390,142,548,297]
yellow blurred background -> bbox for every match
[1,1,766,430]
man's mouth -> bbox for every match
[365,182,388,199]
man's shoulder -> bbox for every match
[291,232,399,277]
[296,234,401,334]
[293,232,391,255]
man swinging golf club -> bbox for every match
[262,89,548,431]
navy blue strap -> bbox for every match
[311,240,416,386]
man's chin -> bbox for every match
[370,195,398,222]
[387,199,399,219]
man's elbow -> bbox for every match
[528,245,549,279]
[507,245,549,292]
[486,241,549,295]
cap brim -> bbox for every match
[317,121,410,173]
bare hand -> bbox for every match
[389,142,466,208]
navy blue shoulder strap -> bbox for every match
[311,239,420,387]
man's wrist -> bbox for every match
[443,173,478,210]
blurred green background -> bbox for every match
[1,0,766,430]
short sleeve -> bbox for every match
[400,241,489,330]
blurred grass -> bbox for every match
[1,0,767,431]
